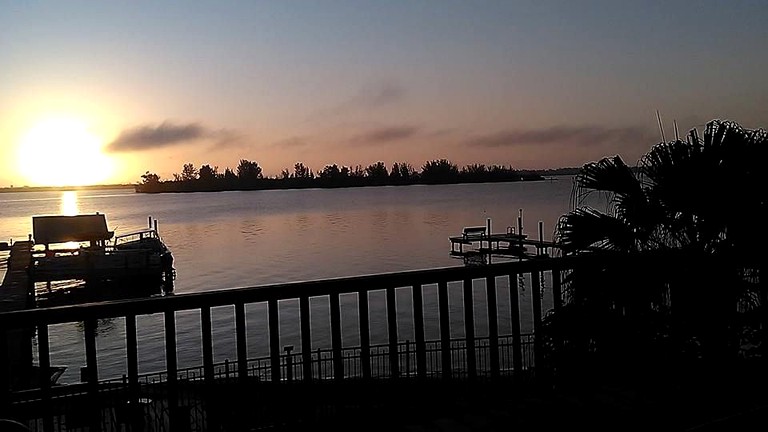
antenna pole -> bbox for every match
[656,110,666,142]
[673,120,680,141]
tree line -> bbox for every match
[136,159,545,193]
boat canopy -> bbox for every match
[32,214,114,246]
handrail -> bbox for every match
[0,255,585,329]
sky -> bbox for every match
[1,0,767,186]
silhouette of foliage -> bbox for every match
[136,157,544,192]
[547,119,767,383]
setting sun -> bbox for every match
[16,117,115,186]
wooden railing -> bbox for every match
[0,255,587,431]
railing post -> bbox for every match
[284,345,294,383]
[236,302,249,382]
[84,318,101,431]
[358,290,371,380]
[438,280,452,379]
[268,299,280,382]
[463,278,477,380]
[386,287,399,379]
[201,307,214,383]
[125,314,142,432]
[412,284,426,379]
[330,293,344,381]
[531,271,543,376]
[552,266,562,312]
[164,310,178,432]
[486,276,500,378]
[38,324,53,432]
[0,330,8,416]
[509,273,523,380]
[300,296,313,383]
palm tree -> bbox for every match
[548,120,766,378]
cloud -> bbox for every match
[273,137,307,148]
[356,82,405,108]
[108,121,235,151]
[468,125,653,148]
[353,125,419,144]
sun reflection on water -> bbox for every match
[60,191,79,216]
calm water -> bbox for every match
[0,178,577,383]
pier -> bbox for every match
[0,241,34,392]
[449,212,558,260]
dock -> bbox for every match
[0,241,34,391]
[449,212,558,261]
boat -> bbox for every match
[29,213,175,301]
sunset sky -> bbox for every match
[1,1,767,187]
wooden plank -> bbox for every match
[509,273,523,379]
[438,281,451,379]
[268,299,280,382]
[552,266,562,311]
[37,324,53,432]
[164,310,178,432]
[300,296,312,382]
[412,284,426,379]
[531,271,543,374]
[330,293,344,381]
[358,290,371,380]
[386,287,399,378]
[201,307,214,383]
[486,276,499,378]
[463,278,476,380]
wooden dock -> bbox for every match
[0,241,34,391]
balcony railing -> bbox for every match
[0,256,585,431]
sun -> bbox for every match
[16,117,115,187]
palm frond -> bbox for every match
[556,207,636,254]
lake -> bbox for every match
[0,178,579,383]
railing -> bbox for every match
[0,255,584,431]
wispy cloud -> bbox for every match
[108,121,236,151]
[309,81,407,121]
[467,125,653,148]
[352,125,419,144]
[272,137,307,148]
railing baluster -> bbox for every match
[438,280,451,379]
[552,266,562,311]
[300,296,313,383]
[329,293,343,381]
[358,290,371,380]
[164,310,178,431]
[236,302,249,382]
[486,276,499,378]
[0,330,7,414]
[463,278,476,380]
[412,284,426,379]
[268,299,280,382]
[37,324,53,432]
[531,271,543,375]
[386,287,399,379]
[509,273,523,380]
[84,317,100,432]
[125,314,140,431]
[201,307,214,383]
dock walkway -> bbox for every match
[0,241,33,391]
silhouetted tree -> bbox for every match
[420,159,459,184]
[237,159,263,180]
[181,163,198,181]
[141,171,160,185]
[293,162,313,179]
[198,164,218,182]
[547,119,767,380]
[366,162,388,179]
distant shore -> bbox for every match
[0,184,135,194]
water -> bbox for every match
[0,178,577,383]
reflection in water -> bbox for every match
[60,191,79,215]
